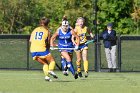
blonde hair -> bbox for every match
[77,17,85,22]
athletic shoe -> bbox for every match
[45,76,52,82]
[63,71,69,76]
[84,71,88,78]
[78,72,83,78]
[74,73,78,79]
[64,67,68,71]
[48,71,58,79]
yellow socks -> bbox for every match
[49,61,55,71]
[76,61,81,72]
[43,64,49,76]
[76,60,88,72]
[83,60,88,72]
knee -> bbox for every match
[77,58,81,62]
[66,58,71,62]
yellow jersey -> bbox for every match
[30,26,49,52]
[75,26,88,44]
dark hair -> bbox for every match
[62,15,68,21]
[39,17,50,26]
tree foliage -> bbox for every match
[131,0,140,35]
[97,0,134,34]
[0,0,139,35]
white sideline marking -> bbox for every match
[0,72,40,76]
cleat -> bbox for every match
[84,71,88,78]
[63,71,69,76]
[48,71,58,79]
[64,67,68,71]
[63,67,69,76]
[74,73,78,79]
[64,73,69,76]
[78,72,83,78]
[45,76,52,82]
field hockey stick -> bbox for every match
[55,62,62,71]
[85,39,95,44]
[50,40,94,50]
[50,47,75,50]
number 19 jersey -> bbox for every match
[30,26,49,52]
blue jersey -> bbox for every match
[58,27,74,53]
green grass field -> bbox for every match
[0,37,140,93]
[0,70,140,93]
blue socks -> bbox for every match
[61,58,75,75]
[61,58,67,71]
[67,61,75,75]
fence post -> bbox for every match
[94,43,97,71]
[94,35,101,72]
[27,39,30,70]
[117,35,121,72]
[93,0,101,72]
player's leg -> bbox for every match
[35,57,52,81]
[61,51,78,79]
[61,56,67,70]
[64,52,74,75]
[75,50,83,77]
[69,52,78,79]
[61,55,69,76]
[82,49,89,78]
[45,53,58,79]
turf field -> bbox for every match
[0,70,140,93]
[0,37,140,93]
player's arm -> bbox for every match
[71,35,76,45]
[50,29,59,47]
[29,31,34,42]
[87,27,94,39]
[70,26,76,45]
[71,27,76,45]
[69,26,74,30]
[46,30,51,49]
[29,36,32,42]
[71,29,80,46]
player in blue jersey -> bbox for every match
[59,15,74,76]
[50,20,80,79]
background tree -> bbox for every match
[131,0,140,35]
[97,0,134,34]
[0,0,139,35]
